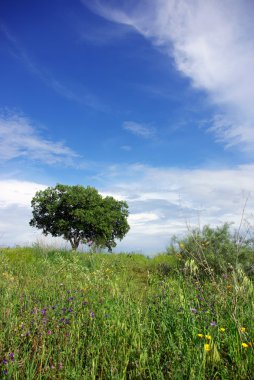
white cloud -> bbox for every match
[0,180,46,246]
[123,121,155,139]
[0,111,79,165]
[84,0,254,152]
[102,163,254,253]
[1,164,254,254]
[0,180,46,208]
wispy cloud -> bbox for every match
[123,121,155,139]
[83,0,254,152]
[0,110,79,165]
[1,24,107,112]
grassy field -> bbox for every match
[0,245,253,379]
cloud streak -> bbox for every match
[0,111,79,165]
[123,121,155,139]
[83,0,254,152]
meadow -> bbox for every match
[0,234,253,379]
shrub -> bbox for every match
[167,223,254,278]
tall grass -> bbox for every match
[0,245,253,379]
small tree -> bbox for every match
[30,184,130,251]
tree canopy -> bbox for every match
[30,184,130,251]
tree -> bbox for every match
[30,184,130,251]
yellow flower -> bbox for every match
[219,328,225,332]
[205,335,212,340]
[204,344,211,352]
[242,343,248,348]
[197,334,204,338]
[240,327,246,332]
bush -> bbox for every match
[167,223,254,278]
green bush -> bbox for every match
[167,223,254,278]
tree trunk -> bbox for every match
[70,238,80,250]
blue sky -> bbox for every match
[0,0,254,254]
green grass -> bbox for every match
[0,247,253,379]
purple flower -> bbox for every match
[90,311,95,318]
[41,308,47,316]
[9,352,14,362]
[2,358,7,365]
[2,369,8,375]
[68,308,73,313]
[210,321,217,326]
[83,301,88,306]
[190,308,198,314]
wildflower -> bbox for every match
[190,308,198,313]
[47,330,52,335]
[240,327,246,332]
[9,352,14,362]
[219,328,225,332]
[58,362,63,369]
[205,335,212,340]
[204,344,211,352]
[197,334,204,338]
[2,358,7,365]
[90,311,95,318]
[242,343,248,348]
[210,321,217,327]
